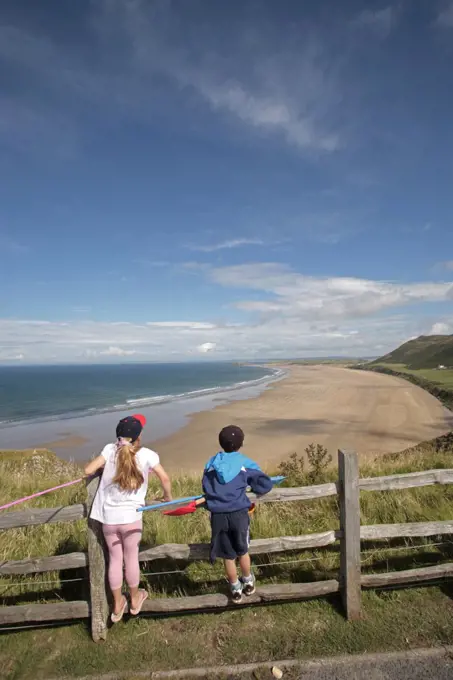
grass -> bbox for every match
[2,587,453,680]
[354,361,453,411]
[370,334,453,370]
[373,362,453,389]
[1,441,453,678]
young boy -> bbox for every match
[202,425,273,603]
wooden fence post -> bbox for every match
[86,475,109,642]
[338,449,361,620]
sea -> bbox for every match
[0,362,284,461]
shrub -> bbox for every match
[278,443,332,486]
[306,443,332,484]
[278,451,305,486]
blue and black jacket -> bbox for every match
[202,451,273,514]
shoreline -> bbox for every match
[2,364,452,472]
[0,366,287,462]
[0,365,284,431]
[151,365,453,474]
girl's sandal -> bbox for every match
[111,596,128,623]
[130,589,148,616]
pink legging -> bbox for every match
[103,520,142,590]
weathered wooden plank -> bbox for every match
[139,543,209,562]
[86,476,109,643]
[0,582,338,624]
[338,449,361,621]
[141,580,340,613]
[2,561,452,627]
[248,483,338,504]
[0,601,89,625]
[0,504,86,530]
[0,483,337,531]
[250,533,338,553]
[361,562,453,588]
[138,532,339,564]
[359,469,453,493]
[1,467,453,533]
[0,532,339,576]
[361,521,453,540]
[0,552,87,576]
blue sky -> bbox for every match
[1,0,453,363]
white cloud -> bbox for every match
[188,238,266,253]
[1,1,380,158]
[429,322,452,335]
[207,263,453,319]
[0,317,402,363]
[352,6,398,38]
[94,1,344,153]
[436,3,453,27]
[198,342,216,353]
[0,352,25,362]
[1,264,452,363]
[438,260,453,271]
[147,322,216,330]
[99,346,137,357]
[197,81,340,152]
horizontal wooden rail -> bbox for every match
[0,487,337,530]
[2,468,453,530]
[361,521,453,540]
[0,552,88,575]
[140,581,340,613]
[4,563,453,625]
[0,504,86,530]
[361,562,453,588]
[250,483,338,503]
[0,600,90,625]
[3,521,453,576]
[0,532,339,576]
[0,581,339,624]
[359,469,453,492]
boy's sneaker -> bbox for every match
[241,574,256,596]
[230,580,243,604]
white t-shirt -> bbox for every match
[90,443,160,525]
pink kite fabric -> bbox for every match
[0,478,83,512]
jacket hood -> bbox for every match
[205,451,249,484]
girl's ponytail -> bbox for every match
[113,437,144,491]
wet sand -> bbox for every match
[34,435,89,450]
[151,365,453,473]
[0,376,277,462]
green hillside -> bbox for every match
[371,334,453,369]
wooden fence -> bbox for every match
[2,450,453,641]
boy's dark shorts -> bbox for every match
[210,509,250,562]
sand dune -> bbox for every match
[151,365,453,473]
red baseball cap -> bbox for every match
[132,413,147,428]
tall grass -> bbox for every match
[1,441,453,606]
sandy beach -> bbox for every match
[150,365,453,473]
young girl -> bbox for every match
[85,413,172,622]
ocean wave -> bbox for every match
[0,366,286,430]
[123,370,285,408]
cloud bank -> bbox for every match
[1,264,452,363]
